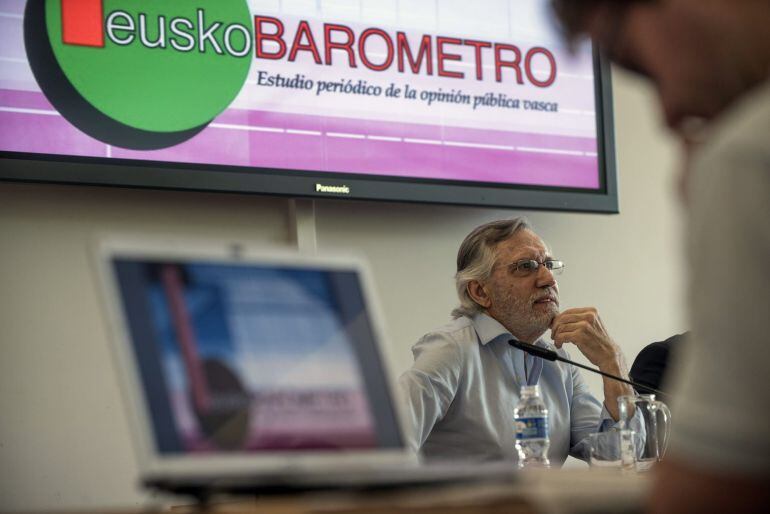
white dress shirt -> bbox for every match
[399,313,619,465]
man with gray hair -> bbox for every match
[399,218,634,465]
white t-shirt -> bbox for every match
[667,81,770,474]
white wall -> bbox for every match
[0,70,686,511]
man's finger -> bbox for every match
[553,321,590,338]
[552,328,584,346]
[552,308,598,326]
[554,307,596,319]
[552,312,592,328]
[554,330,586,353]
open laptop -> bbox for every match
[96,239,515,498]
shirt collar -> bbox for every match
[471,313,513,346]
[471,312,551,349]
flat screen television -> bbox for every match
[0,0,617,213]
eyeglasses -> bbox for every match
[507,259,565,277]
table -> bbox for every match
[25,469,650,514]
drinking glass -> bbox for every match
[588,429,635,471]
[617,394,672,471]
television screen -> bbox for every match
[0,0,617,212]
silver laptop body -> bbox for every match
[96,238,514,496]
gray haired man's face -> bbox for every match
[484,230,560,342]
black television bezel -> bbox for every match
[0,49,618,214]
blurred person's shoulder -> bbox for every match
[688,80,770,224]
[693,80,770,179]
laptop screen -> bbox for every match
[112,258,403,454]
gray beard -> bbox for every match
[500,312,553,343]
[489,294,558,343]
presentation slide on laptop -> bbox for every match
[112,259,403,454]
[1,0,599,189]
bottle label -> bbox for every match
[515,417,548,439]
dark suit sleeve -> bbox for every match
[630,333,687,394]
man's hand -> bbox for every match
[550,307,633,421]
[550,307,620,368]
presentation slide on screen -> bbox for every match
[144,263,377,453]
[0,0,600,189]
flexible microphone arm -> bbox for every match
[508,339,669,400]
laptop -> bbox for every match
[95,239,515,498]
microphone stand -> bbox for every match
[508,339,669,400]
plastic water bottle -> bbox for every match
[514,384,550,468]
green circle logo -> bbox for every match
[26,0,252,148]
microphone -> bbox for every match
[508,339,668,399]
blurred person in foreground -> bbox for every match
[399,217,636,466]
[550,0,770,511]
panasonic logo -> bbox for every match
[315,183,350,194]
